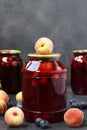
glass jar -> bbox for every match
[71,50,87,95]
[22,53,67,123]
[0,50,23,94]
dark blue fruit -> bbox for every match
[70,102,81,109]
[16,102,22,109]
[81,102,87,109]
[7,102,13,109]
[70,99,87,110]
[70,99,77,105]
[39,119,50,128]
[35,118,42,126]
[7,100,16,109]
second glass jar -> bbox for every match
[71,50,87,95]
[22,53,67,123]
[0,50,23,94]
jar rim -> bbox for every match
[28,53,61,58]
[0,50,21,54]
[72,49,87,53]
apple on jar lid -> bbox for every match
[35,37,53,54]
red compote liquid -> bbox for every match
[71,50,87,95]
[22,54,67,123]
[0,50,23,94]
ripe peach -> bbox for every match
[0,90,9,103]
[0,99,7,114]
[35,37,53,54]
[39,77,47,85]
[64,108,84,127]
[39,62,55,76]
[31,80,38,87]
[39,62,55,71]
[4,107,24,127]
[16,91,22,103]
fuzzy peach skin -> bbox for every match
[64,108,84,127]
[35,37,53,54]
[4,107,24,127]
[0,99,7,114]
[16,91,22,103]
[0,90,9,103]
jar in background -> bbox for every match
[0,50,23,94]
[22,53,67,123]
[71,50,87,95]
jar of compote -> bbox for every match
[71,50,87,95]
[0,50,23,94]
[22,53,67,123]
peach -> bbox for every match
[0,90,9,103]
[39,62,55,76]
[39,62,55,71]
[0,99,7,114]
[39,77,47,85]
[35,37,53,54]
[64,108,84,127]
[4,107,24,127]
[16,91,22,103]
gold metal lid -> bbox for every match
[28,53,61,58]
[0,50,21,54]
[72,50,87,53]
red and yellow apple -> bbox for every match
[4,107,24,127]
[0,99,7,114]
[0,90,9,103]
[16,91,22,103]
[64,108,84,127]
[35,37,53,54]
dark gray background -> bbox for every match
[0,0,87,85]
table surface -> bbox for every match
[1,86,87,130]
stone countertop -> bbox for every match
[1,86,87,130]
